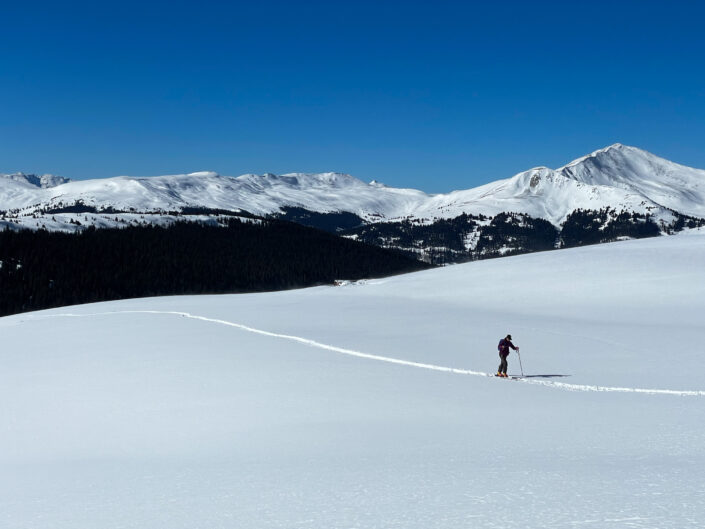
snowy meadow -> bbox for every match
[1,231,704,528]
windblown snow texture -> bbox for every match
[1,230,704,528]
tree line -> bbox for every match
[0,219,430,316]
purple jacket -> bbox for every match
[498,338,517,357]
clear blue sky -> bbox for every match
[2,0,704,192]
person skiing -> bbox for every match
[497,334,518,377]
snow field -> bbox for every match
[1,232,705,528]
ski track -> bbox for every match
[27,310,705,398]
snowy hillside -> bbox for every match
[558,144,705,219]
[2,144,704,231]
[2,232,704,528]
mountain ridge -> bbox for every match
[2,144,704,231]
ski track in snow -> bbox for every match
[30,310,705,398]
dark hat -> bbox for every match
[506,334,512,340]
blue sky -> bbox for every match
[2,0,704,192]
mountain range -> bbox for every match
[3,143,705,224]
[2,143,704,262]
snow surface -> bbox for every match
[2,144,704,230]
[1,232,704,528]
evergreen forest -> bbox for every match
[0,219,430,316]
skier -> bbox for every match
[496,334,518,377]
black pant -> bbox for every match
[498,353,508,374]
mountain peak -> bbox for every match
[369,180,388,187]
[0,172,70,188]
[554,144,705,218]
[559,143,641,171]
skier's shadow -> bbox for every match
[519,374,571,378]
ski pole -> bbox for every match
[517,349,524,377]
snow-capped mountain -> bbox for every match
[2,144,704,230]
[557,144,705,218]
[0,172,71,189]
[413,143,705,225]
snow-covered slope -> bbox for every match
[0,173,71,212]
[1,232,704,528]
[416,163,668,225]
[2,144,704,229]
[558,143,705,218]
[0,170,426,219]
